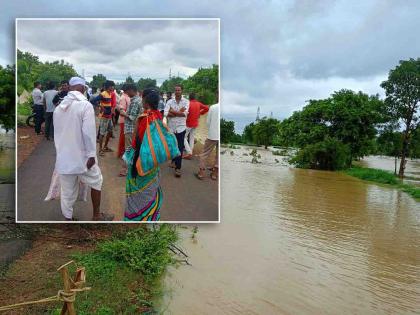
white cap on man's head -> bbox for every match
[69,77,87,87]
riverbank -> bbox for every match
[0,224,179,314]
[345,166,420,200]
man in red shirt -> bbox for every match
[183,93,209,159]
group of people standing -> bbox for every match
[32,76,219,222]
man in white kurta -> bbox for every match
[54,77,112,221]
[196,102,219,180]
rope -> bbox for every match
[0,287,91,312]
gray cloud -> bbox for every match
[2,0,419,132]
[16,19,219,83]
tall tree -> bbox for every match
[160,77,184,93]
[137,78,157,91]
[381,58,420,178]
[278,90,385,169]
[243,122,256,144]
[183,64,219,104]
[252,117,281,149]
[125,75,135,84]
[220,119,236,144]
[90,74,107,89]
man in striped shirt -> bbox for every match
[92,80,115,156]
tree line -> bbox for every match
[221,58,420,178]
[90,64,219,105]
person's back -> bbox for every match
[99,90,113,119]
[32,87,43,105]
[187,99,208,128]
[44,89,58,113]
[207,103,219,141]
[54,91,96,174]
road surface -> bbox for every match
[17,125,219,222]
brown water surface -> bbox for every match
[163,146,419,315]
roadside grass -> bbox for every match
[345,167,420,200]
[0,166,14,183]
[49,225,178,315]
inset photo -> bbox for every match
[15,18,220,222]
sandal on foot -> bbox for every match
[99,150,105,156]
[103,147,113,152]
[195,172,205,180]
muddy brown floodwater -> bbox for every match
[162,146,420,315]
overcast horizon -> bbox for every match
[2,1,420,132]
[16,19,219,86]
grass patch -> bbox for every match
[345,166,420,200]
[48,225,178,314]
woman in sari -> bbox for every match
[124,89,163,221]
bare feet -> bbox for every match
[92,212,114,221]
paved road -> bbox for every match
[17,126,219,222]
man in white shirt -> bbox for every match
[164,84,189,177]
[31,81,44,135]
[196,102,219,180]
[54,76,113,221]
[43,81,58,140]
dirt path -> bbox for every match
[17,123,218,221]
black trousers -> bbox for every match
[34,105,45,134]
[44,112,54,139]
[172,130,186,170]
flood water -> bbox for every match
[163,146,420,315]
[360,155,420,186]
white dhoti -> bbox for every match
[59,165,103,219]
[184,127,196,154]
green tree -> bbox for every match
[125,76,135,84]
[243,122,256,144]
[183,65,219,104]
[36,60,77,87]
[278,90,385,169]
[381,58,420,178]
[290,137,351,170]
[17,50,78,94]
[160,77,184,93]
[17,50,40,94]
[0,65,15,131]
[220,119,236,143]
[409,125,420,159]
[137,78,157,91]
[252,117,281,149]
[376,128,403,174]
[90,74,107,89]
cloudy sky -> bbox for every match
[16,19,219,84]
[2,0,420,132]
